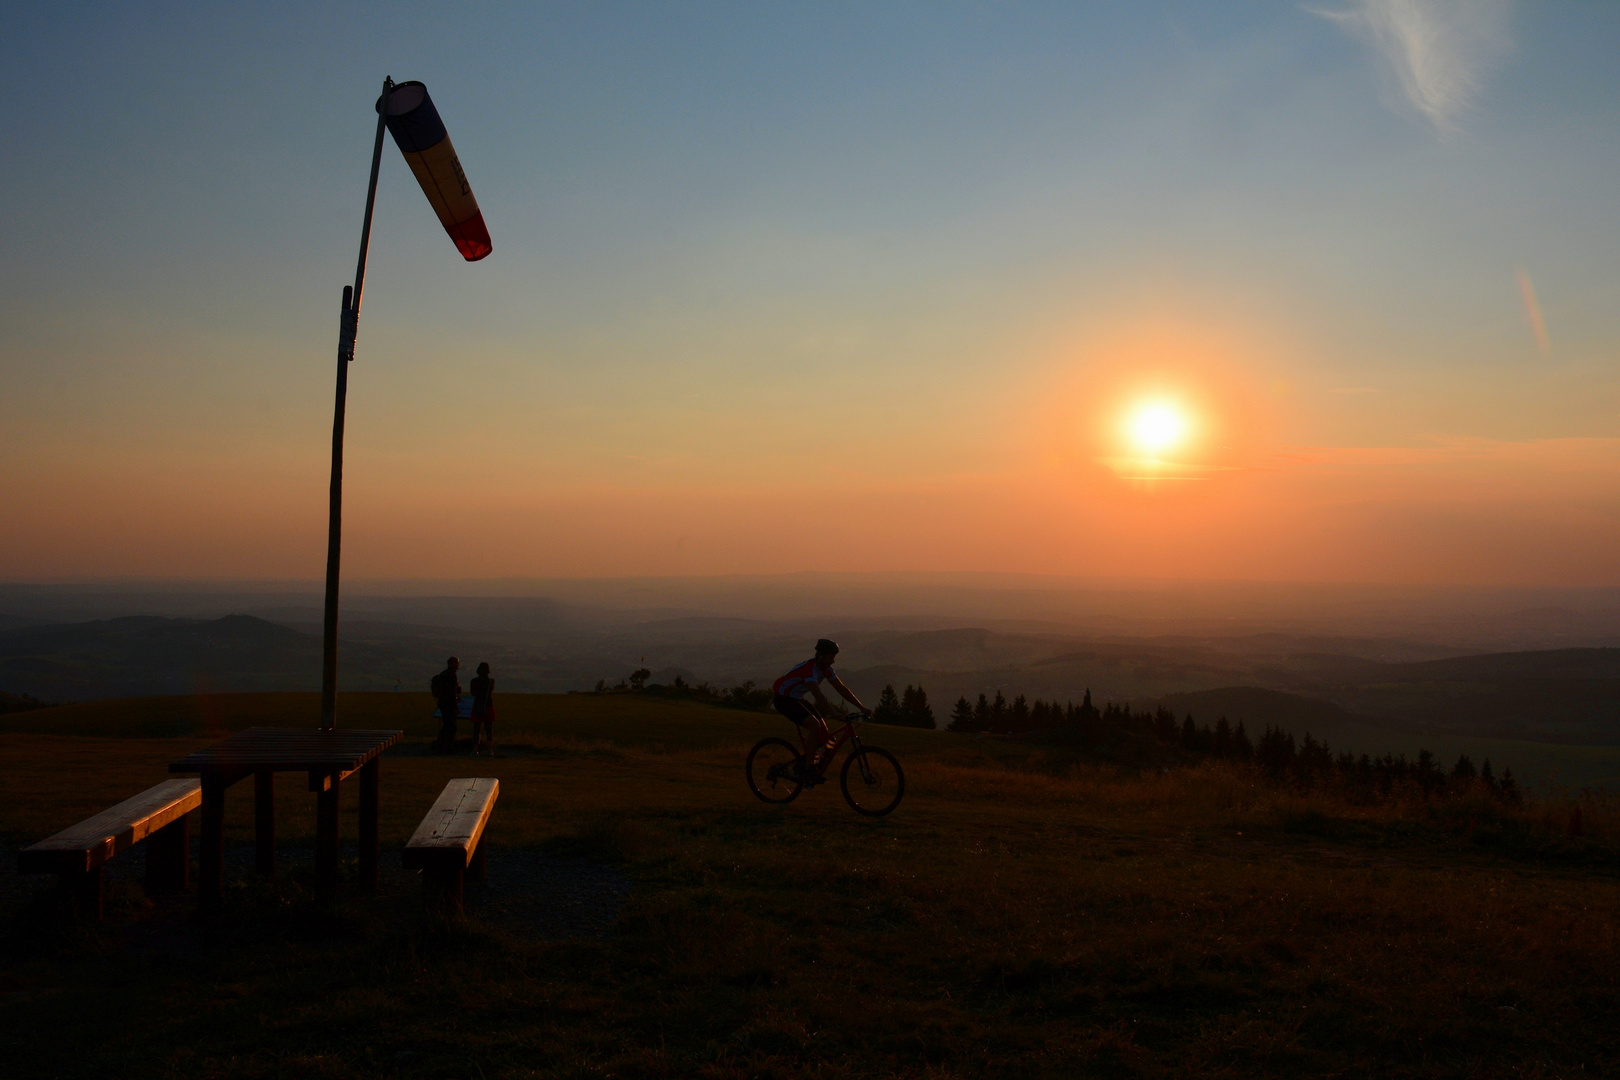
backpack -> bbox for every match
[430,670,448,699]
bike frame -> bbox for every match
[798,713,873,780]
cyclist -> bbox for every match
[773,638,871,780]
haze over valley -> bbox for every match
[7,576,1620,789]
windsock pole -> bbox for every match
[321,76,393,732]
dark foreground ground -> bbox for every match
[3,693,1619,1078]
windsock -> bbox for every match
[377,81,492,262]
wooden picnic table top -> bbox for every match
[169,727,403,776]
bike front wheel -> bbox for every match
[840,746,905,816]
[747,737,805,805]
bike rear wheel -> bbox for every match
[747,737,805,805]
[840,746,904,816]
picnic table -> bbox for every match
[170,727,401,913]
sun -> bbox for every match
[1125,400,1189,457]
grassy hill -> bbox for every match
[5,692,1620,1076]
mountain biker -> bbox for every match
[773,639,871,778]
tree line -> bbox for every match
[592,670,1522,804]
[933,693,1522,803]
[933,685,1523,805]
[1169,708,1521,803]
[941,689,1101,734]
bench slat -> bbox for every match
[403,778,498,870]
[19,779,202,874]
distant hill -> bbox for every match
[3,613,1618,746]
[0,615,416,701]
[0,689,53,714]
[1319,648,1620,745]
[1160,651,1620,747]
[1380,647,1620,681]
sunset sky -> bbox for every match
[2,2,1617,585]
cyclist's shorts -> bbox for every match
[773,694,820,727]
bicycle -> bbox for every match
[746,711,905,816]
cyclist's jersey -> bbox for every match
[773,657,834,700]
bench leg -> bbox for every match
[315,771,340,906]
[199,775,226,917]
[64,866,103,920]
[424,864,464,917]
[255,770,275,879]
[358,758,380,893]
[466,837,487,882]
[146,813,191,893]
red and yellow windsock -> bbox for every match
[377,81,492,262]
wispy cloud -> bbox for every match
[1312,0,1513,135]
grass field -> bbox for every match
[4,692,1620,1078]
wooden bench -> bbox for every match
[402,777,498,914]
[17,779,201,919]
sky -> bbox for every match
[1,1,1617,586]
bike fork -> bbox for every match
[851,735,876,783]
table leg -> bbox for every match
[199,774,226,916]
[358,757,380,893]
[315,771,340,905]
[66,865,103,920]
[255,770,276,878]
[146,812,190,892]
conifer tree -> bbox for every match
[974,693,991,729]
[1030,699,1050,729]
[1452,754,1476,781]
[948,695,975,732]
[1415,749,1442,793]
[1498,767,1522,805]
[874,684,903,725]
[1010,694,1030,732]
[1152,707,1178,744]
[1232,721,1254,761]
[1299,733,1333,781]
[1256,725,1296,779]
[903,684,936,729]
[991,691,1007,730]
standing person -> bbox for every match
[471,661,496,757]
[772,638,871,780]
[430,655,462,753]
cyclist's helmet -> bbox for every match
[815,638,839,656]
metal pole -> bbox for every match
[321,76,393,732]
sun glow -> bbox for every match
[1125,400,1189,458]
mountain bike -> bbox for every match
[746,711,905,816]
